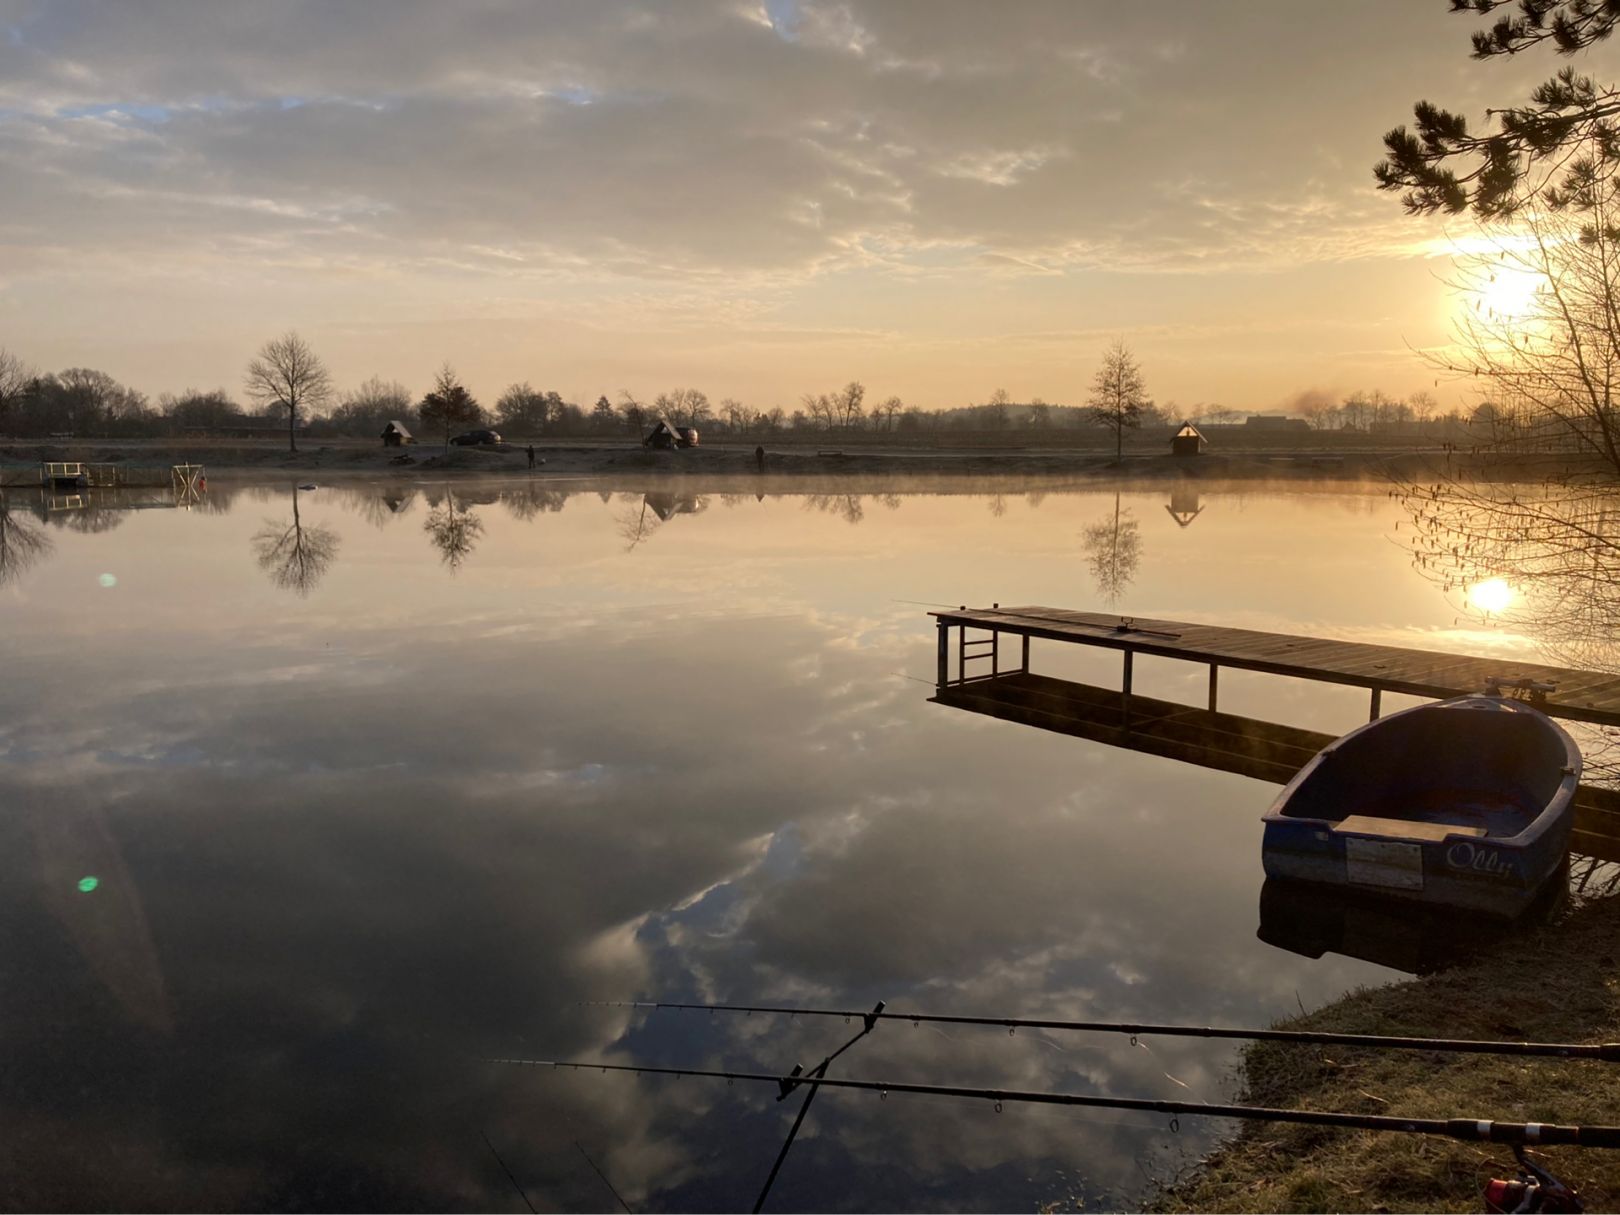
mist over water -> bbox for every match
[0,478,1558,1211]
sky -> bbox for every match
[0,0,1592,413]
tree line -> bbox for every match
[0,333,1184,451]
[0,331,1465,451]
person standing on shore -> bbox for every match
[755,444,765,472]
[526,444,536,469]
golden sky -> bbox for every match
[0,0,1576,413]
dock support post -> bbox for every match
[1208,664,1219,712]
[1369,687,1382,721]
[1021,634,1030,675]
[957,625,965,688]
[937,621,948,689]
[992,630,999,679]
[1121,648,1134,728]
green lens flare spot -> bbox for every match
[98,574,117,588]
[77,876,99,893]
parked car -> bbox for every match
[449,429,502,446]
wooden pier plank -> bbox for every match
[933,607,1620,727]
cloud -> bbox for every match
[0,0,1486,284]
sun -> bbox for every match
[1467,577,1515,614]
[1474,265,1544,322]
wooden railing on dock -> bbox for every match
[931,606,1620,728]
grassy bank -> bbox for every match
[1157,892,1620,1213]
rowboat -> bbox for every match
[1261,696,1580,916]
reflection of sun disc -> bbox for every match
[1468,577,1514,613]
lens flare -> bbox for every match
[1467,577,1514,614]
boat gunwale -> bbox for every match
[1261,695,1582,852]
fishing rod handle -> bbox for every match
[1447,1120,1620,1148]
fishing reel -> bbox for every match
[1483,1146,1581,1213]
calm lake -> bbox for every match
[0,477,1557,1211]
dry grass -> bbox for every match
[1156,894,1620,1213]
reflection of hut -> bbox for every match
[1170,422,1207,457]
[642,491,702,522]
[381,420,414,447]
[1165,484,1203,528]
[643,420,700,450]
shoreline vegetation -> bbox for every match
[1,437,1611,487]
[1154,892,1620,1214]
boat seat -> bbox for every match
[1333,814,1488,843]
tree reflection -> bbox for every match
[1081,492,1141,605]
[252,486,339,595]
[803,493,864,525]
[54,505,126,535]
[423,488,484,572]
[0,493,52,588]
[503,486,569,521]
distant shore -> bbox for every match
[1155,892,1620,1214]
[0,437,1587,486]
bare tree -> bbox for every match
[1429,170,1620,472]
[252,486,339,595]
[1089,340,1151,462]
[617,390,647,435]
[654,388,710,429]
[1081,492,1141,605]
[244,332,333,453]
[493,381,549,436]
[0,348,34,433]
[329,375,413,436]
[984,387,1012,430]
[834,381,865,429]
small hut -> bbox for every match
[643,420,700,450]
[1170,421,1207,457]
[381,420,414,447]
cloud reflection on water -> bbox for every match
[1,478,1505,1210]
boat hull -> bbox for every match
[1260,696,1580,918]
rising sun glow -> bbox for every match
[1467,577,1516,614]
[1473,265,1544,322]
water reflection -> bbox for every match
[1399,477,1620,787]
[0,492,52,587]
[1165,484,1203,529]
[423,486,485,571]
[252,485,340,595]
[1257,870,1568,976]
[1081,491,1141,605]
[1400,479,1620,673]
[2,478,1548,1210]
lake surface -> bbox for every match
[0,477,1557,1211]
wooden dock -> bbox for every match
[932,606,1620,728]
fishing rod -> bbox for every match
[581,1000,1620,1062]
[488,1057,1620,1149]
